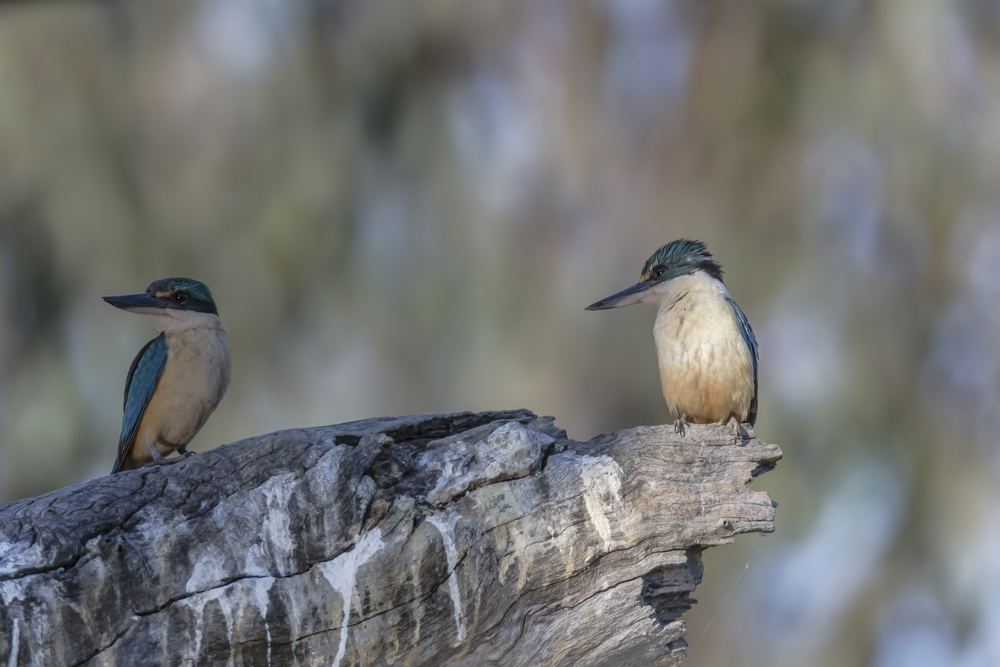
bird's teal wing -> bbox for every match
[728,298,759,426]
[112,333,168,473]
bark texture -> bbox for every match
[0,409,781,667]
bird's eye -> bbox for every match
[174,292,188,303]
[652,266,666,280]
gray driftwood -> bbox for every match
[0,409,781,667]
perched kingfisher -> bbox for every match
[104,277,231,473]
[586,240,758,436]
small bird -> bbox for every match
[104,277,231,473]
[586,240,758,436]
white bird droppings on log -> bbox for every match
[317,527,388,667]
[0,541,42,579]
[256,473,297,575]
[5,618,17,667]
[251,578,274,667]
[579,454,624,550]
[180,587,236,667]
[185,546,228,593]
[427,511,467,645]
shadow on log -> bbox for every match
[0,409,781,667]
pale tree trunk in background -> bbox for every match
[0,409,780,667]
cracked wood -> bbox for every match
[0,409,781,667]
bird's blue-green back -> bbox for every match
[728,298,759,426]
[112,333,168,473]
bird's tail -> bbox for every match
[110,454,139,474]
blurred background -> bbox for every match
[0,0,997,664]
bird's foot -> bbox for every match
[143,441,192,467]
[726,416,751,444]
[674,412,689,436]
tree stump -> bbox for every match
[0,409,781,666]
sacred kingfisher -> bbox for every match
[103,277,231,473]
[586,239,758,436]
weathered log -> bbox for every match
[0,409,781,667]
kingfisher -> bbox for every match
[103,277,231,473]
[586,240,758,437]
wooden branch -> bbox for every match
[0,409,781,667]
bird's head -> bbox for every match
[104,278,219,329]
[585,239,723,310]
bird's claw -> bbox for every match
[142,443,193,468]
[726,416,750,444]
[673,412,689,436]
[141,453,190,468]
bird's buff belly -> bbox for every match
[655,338,755,424]
[659,365,754,423]
[133,364,226,460]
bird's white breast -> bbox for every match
[650,272,755,423]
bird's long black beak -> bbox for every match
[585,281,652,310]
[103,292,165,311]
